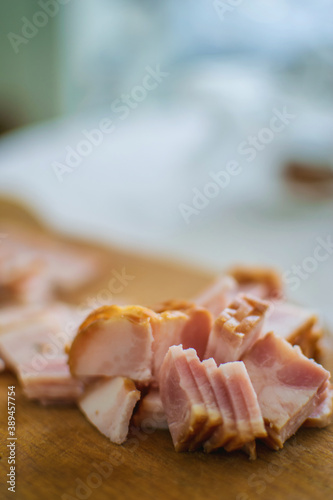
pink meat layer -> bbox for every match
[159,345,207,451]
[0,304,84,403]
[243,332,330,449]
[79,377,140,444]
[132,388,168,430]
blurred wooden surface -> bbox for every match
[0,197,332,500]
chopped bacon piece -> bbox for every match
[69,305,156,383]
[222,362,267,452]
[243,333,330,450]
[183,348,222,450]
[202,359,266,453]
[151,310,190,383]
[151,300,212,382]
[159,345,207,452]
[132,388,168,430]
[228,265,283,299]
[194,276,238,318]
[0,226,99,305]
[194,266,281,320]
[79,377,140,444]
[264,301,322,360]
[205,295,269,364]
[70,302,212,385]
[202,358,237,451]
[303,383,333,428]
[160,346,265,454]
[0,304,84,403]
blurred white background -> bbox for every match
[0,0,333,322]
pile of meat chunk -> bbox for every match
[0,248,332,460]
[67,268,332,459]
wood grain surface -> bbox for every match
[0,198,332,500]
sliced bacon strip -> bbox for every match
[69,305,156,383]
[205,295,269,364]
[222,361,267,452]
[183,349,222,451]
[202,358,237,452]
[159,345,207,452]
[79,377,140,444]
[202,359,266,453]
[243,332,330,450]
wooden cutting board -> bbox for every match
[0,197,332,500]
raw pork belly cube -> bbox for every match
[132,388,168,430]
[159,345,208,452]
[263,301,322,359]
[205,295,269,364]
[151,301,212,382]
[79,377,140,445]
[69,305,156,383]
[243,332,330,450]
[202,359,266,453]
